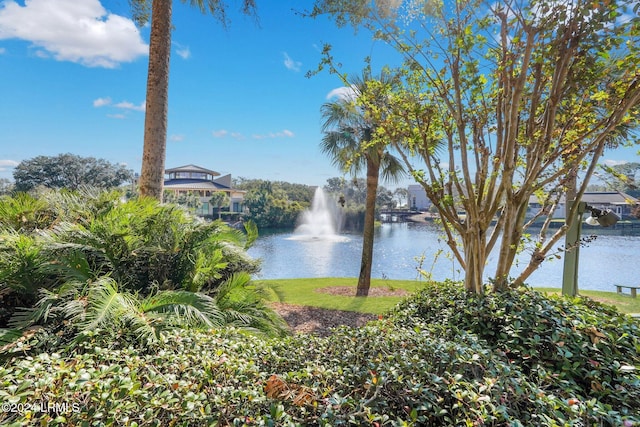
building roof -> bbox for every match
[580,191,638,206]
[165,164,220,176]
[164,179,230,191]
[529,191,639,206]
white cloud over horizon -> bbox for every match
[114,100,145,112]
[0,0,148,68]
[93,97,145,115]
[0,159,19,175]
[93,97,112,107]
[0,159,19,169]
[213,129,295,140]
[283,52,301,72]
[252,129,295,139]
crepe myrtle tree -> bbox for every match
[130,0,258,201]
[310,0,640,293]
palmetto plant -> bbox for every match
[0,192,55,233]
[0,189,283,354]
[10,276,284,348]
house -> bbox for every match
[527,191,639,220]
[163,164,245,217]
[407,184,431,211]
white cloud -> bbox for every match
[114,100,145,112]
[174,42,191,59]
[212,130,229,138]
[106,113,126,119]
[169,134,185,142]
[0,47,5,54]
[326,86,358,101]
[0,159,19,169]
[93,97,112,107]
[283,52,301,72]
[0,0,148,68]
[214,129,297,140]
[252,130,295,139]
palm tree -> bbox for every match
[210,191,230,219]
[320,71,405,297]
[134,0,258,200]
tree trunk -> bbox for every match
[139,0,172,201]
[462,227,486,294]
[356,158,379,297]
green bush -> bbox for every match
[390,281,640,417]
[2,282,639,426]
[0,189,282,353]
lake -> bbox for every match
[247,222,640,293]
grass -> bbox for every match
[259,278,640,315]
[537,287,640,314]
[258,277,425,314]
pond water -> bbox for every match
[247,222,640,293]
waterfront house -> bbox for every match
[163,164,245,217]
[407,184,432,211]
[527,191,639,220]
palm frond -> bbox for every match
[79,277,139,332]
[140,290,225,329]
[213,272,288,337]
[242,220,259,249]
[38,249,97,284]
[8,280,86,329]
[380,153,407,184]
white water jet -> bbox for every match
[289,187,349,242]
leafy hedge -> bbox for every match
[390,282,640,415]
[1,283,639,426]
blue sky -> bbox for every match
[0,0,638,188]
[0,0,403,187]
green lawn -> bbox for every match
[258,277,424,314]
[537,287,640,314]
[259,278,640,315]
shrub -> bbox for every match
[2,279,638,426]
[390,281,640,417]
[0,190,283,354]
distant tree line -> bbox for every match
[11,153,133,192]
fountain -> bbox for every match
[289,187,348,241]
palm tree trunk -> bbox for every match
[356,158,379,297]
[139,0,172,201]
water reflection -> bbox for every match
[248,223,640,292]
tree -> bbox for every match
[13,153,133,192]
[210,191,230,219]
[311,0,640,294]
[394,187,408,208]
[0,178,13,196]
[133,0,258,201]
[597,162,640,195]
[320,70,405,296]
